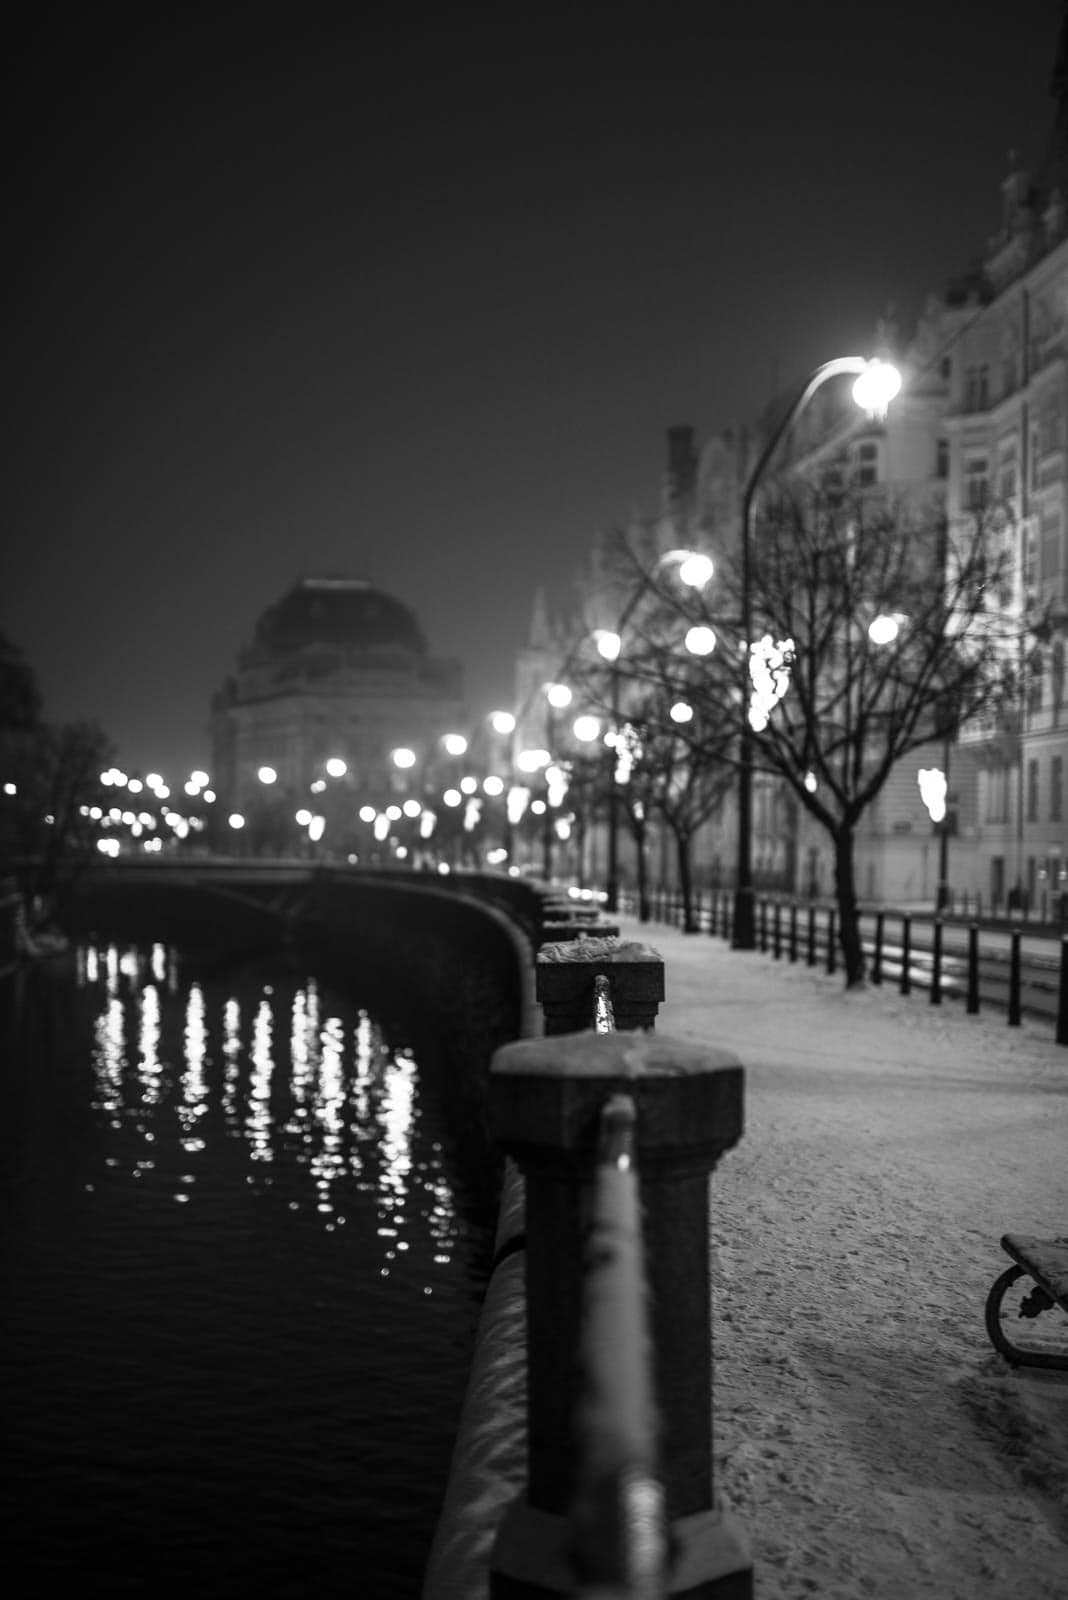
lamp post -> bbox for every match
[542,683,572,880]
[595,549,714,912]
[733,356,901,950]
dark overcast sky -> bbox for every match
[5,1,1063,777]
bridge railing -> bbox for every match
[424,935,752,1599]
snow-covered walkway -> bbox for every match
[618,914,1068,1599]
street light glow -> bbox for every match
[595,630,622,662]
[490,710,516,735]
[868,613,901,645]
[573,715,601,742]
[258,765,278,784]
[443,734,468,756]
[546,682,572,709]
[678,552,714,588]
[685,625,717,657]
[325,757,347,777]
[516,748,551,772]
[443,788,462,807]
[483,775,504,796]
[392,747,416,769]
[670,701,694,723]
[852,358,902,419]
[228,813,245,829]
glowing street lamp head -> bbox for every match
[546,682,572,709]
[392,747,416,770]
[685,625,717,657]
[572,714,601,742]
[325,757,347,778]
[442,733,468,756]
[257,765,277,785]
[852,358,901,420]
[868,613,900,646]
[678,552,714,589]
[490,710,516,735]
[595,630,622,662]
[228,812,245,830]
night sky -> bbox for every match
[5,2,1062,777]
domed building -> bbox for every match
[211,576,465,824]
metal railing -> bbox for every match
[570,973,668,1597]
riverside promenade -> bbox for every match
[612,911,1068,1599]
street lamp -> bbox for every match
[733,354,902,950]
[596,548,712,912]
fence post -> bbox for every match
[930,918,942,1005]
[826,908,836,976]
[1058,938,1068,1046]
[759,899,768,954]
[900,915,911,996]
[806,904,816,967]
[536,940,664,1036]
[872,910,884,986]
[1008,928,1021,1026]
[966,924,980,1014]
[773,901,782,960]
[789,903,798,964]
[487,1030,753,1597]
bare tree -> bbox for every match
[641,486,1020,985]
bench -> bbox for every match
[984,1233,1068,1371]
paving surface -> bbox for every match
[621,913,1068,1599]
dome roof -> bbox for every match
[250,577,427,657]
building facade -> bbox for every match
[211,576,465,845]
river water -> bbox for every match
[1,941,497,1597]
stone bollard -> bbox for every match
[487,1029,751,1597]
[536,937,663,1034]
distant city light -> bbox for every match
[490,711,516,735]
[596,631,622,662]
[359,805,376,822]
[308,815,326,842]
[516,748,550,773]
[483,775,504,796]
[127,778,143,794]
[386,804,402,821]
[531,799,546,815]
[443,789,462,807]
[202,789,215,803]
[402,798,421,818]
[228,813,245,829]
[295,808,312,826]
[392,747,416,770]
[310,779,326,793]
[325,757,347,777]
[145,772,163,789]
[257,765,278,784]
[573,715,601,742]
[868,614,900,646]
[443,734,468,756]
[670,702,694,723]
[546,682,572,709]
[460,775,478,795]
[96,838,121,857]
[184,780,200,797]
[190,770,209,788]
[2,782,15,796]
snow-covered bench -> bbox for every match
[984,1234,1068,1372]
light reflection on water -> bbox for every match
[3,940,494,1596]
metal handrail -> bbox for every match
[570,1081,668,1598]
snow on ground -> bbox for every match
[619,915,1068,1599]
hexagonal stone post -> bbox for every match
[536,937,664,1034]
[488,1029,751,1598]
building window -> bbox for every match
[935,438,949,479]
[964,455,989,510]
[1052,756,1063,821]
[964,364,990,411]
[854,441,879,487]
[940,356,952,381]
[1041,505,1063,589]
[985,767,1009,823]
[1027,758,1039,821]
